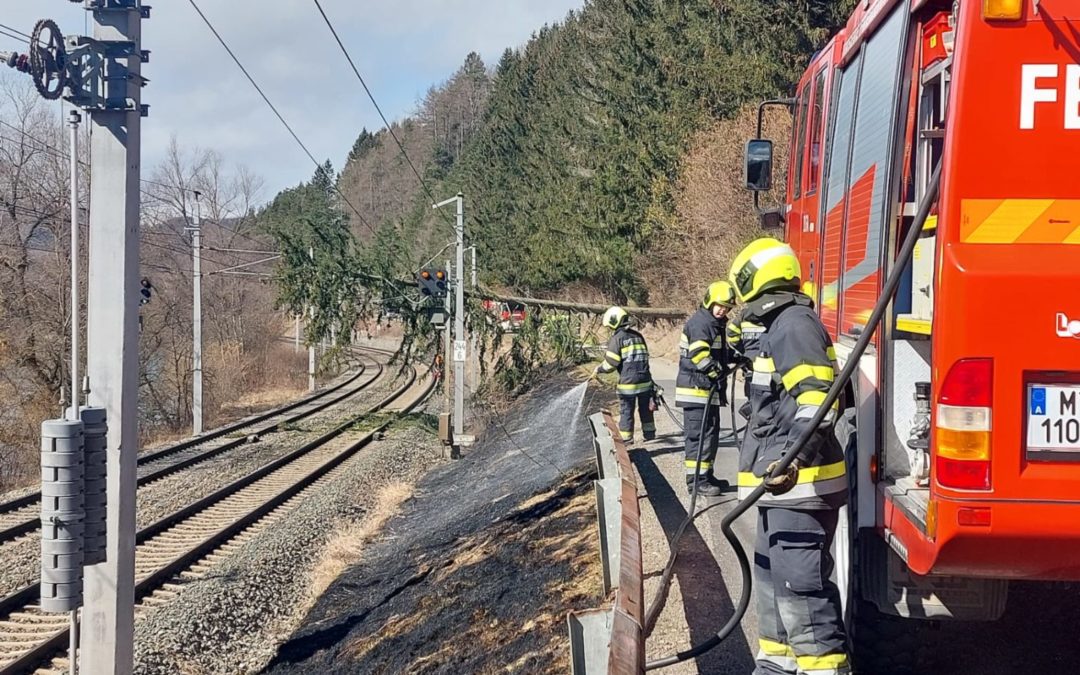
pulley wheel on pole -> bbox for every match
[29,19,67,101]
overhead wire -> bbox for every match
[2,199,240,269]
[0,22,31,40]
[310,0,454,230]
[0,121,200,201]
[0,27,29,45]
[185,0,378,238]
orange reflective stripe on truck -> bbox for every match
[960,199,1080,244]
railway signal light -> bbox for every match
[418,267,448,298]
[139,277,153,305]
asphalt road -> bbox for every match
[640,359,1080,674]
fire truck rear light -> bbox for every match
[938,358,993,407]
[936,456,991,490]
[937,428,991,460]
[935,358,993,490]
[982,0,1022,21]
[936,405,991,432]
[957,507,992,527]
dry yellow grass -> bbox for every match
[307,481,414,602]
[227,386,306,412]
[637,104,792,308]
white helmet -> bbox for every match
[602,306,629,330]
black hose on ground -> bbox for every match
[645,161,942,670]
[642,378,721,637]
[658,392,744,442]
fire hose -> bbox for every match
[645,161,941,669]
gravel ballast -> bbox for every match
[0,365,407,601]
[133,423,444,675]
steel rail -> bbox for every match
[0,348,389,547]
[0,365,434,674]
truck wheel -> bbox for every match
[850,598,924,674]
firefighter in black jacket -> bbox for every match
[594,306,655,442]
[676,281,736,496]
[727,307,765,421]
[729,238,850,675]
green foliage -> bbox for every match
[347,128,379,164]
[260,161,363,344]
[431,0,854,303]
[259,0,856,377]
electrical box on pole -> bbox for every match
[80,406,108,567]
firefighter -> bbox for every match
[727,307,765,421]
[729,238,850,675]
[594,306,656,443]
[676,280,736,496]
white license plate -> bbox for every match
[1027,384,1080,452]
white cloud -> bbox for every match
[0,0,582,199]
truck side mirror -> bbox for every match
[745,139,774,192]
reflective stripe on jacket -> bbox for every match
[728,312,765,361]
[597,327,653,397]
[737,291,846,509]
[676,308,727,407]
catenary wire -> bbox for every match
[186,0,378,238]
[310,0,454,230]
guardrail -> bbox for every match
[568,411,644,674]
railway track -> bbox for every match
[0,362,434,674]
[0,347,391,549]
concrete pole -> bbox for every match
[192,192,203,435]
[308,247,316,392]
[469,246,477,398]
[67,107,82,675]
[444,259,452,413]
[68,110,82,421]
[294,314,300,353]
[82,4,142,673]
[453,195,465,442]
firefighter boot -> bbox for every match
[687,475,724,497]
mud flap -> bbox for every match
[858,534,1008,621]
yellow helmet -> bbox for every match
[702,280,736,309]
[728,238,801,303]
[602,306,629,330]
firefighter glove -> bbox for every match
[763,459,800,495]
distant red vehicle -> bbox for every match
[481,300,527,332]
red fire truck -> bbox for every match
[747,0,1080,664]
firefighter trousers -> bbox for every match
[754,506,850,675]
[682,404,720,482]
[618,392,655,442]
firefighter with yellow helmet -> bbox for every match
[594,306,656,442]
[676,280,737,496]
[729,238,850,675]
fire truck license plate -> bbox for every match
[1027,384,1080,452]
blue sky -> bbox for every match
[1,1,583,201]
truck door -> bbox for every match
[785,79,812,272]
[800,62,833,302]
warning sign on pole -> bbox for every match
[454,340,467,362]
